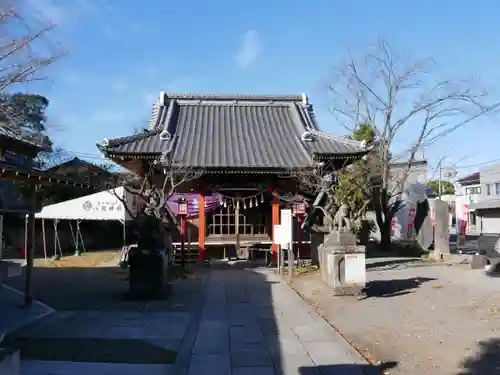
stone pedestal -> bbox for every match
[310,231,327,266]
[471,254,488,269]
[319,231,366,295]
[128,248,169,299]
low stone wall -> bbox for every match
[0,348,19,375]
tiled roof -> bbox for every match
[0,125,49,151]
[457,172,480,186]
[46,157,114,177]
[0,161,94,188]
[97,93,369,168]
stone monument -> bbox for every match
[318,230,366,295]
[415,199,433,250]
[431,199,451,261]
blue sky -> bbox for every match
[23,0,500,178]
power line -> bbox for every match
[423,101,500,147]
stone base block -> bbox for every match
[332,284,364,296]
[471,254,488,269]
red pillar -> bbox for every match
[271,191,279,262]
[198,194,205,262]
[297,215,303,260]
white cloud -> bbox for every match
[27,0,72,25]
[26,0,125,40]
[233,30,261,69]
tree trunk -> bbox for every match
[372,186,393,249]
[379,219,392,248]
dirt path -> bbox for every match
[290,259,500,375]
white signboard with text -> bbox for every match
[273,224,283,246]
[344,253,366,284]
[280,209,292,249]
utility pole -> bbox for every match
[438,161,443,199]
[436,156,458,199]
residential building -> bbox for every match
[455,172,480,230]
[469,164,500,233]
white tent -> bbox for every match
[34,186,135,221]
[27,187,138,260]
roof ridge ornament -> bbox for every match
[159,91,166,107]
[301,131,316,142]
[301,93,308,106]
[159,129,171,141]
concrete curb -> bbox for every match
[284,278,379,373]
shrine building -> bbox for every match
[97,93,369,261]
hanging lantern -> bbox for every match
[177,197,188,217]
[255,197,259,206]
[292,196,307,216]
[236,200,240,210]
[223,199,227,208]
[249,198,253,208]
[243,199,247,210]
[260,193,264,203]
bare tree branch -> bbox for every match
[327,39,499,245]
[0,1,63,129]
[106,157,204,229]
[328,39,498,193]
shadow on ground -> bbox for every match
[457,338,500,375]
[366,258,422,270]
[360,277,437,299]
[3,263,205,366]
[5,258,398,373]
[300,361,398,375]
[5,264,203,311]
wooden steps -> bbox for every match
[172,244,200,265]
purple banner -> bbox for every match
[167,193,221,218]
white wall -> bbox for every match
[480,164,500,200]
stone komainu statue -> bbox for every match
[333,203,351,231]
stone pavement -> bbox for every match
[9,262,377,375]
[0,285,54,341]
[183,262,375,375]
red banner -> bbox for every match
[407,206,415,236]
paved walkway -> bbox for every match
[183,262,373,375]
[0,285,54,341]
[13,263,376,375]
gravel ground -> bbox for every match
[290,258,500,375]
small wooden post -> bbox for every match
[24,185,36,306]
[198,194,205,262]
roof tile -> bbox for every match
[98,93,368,168]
